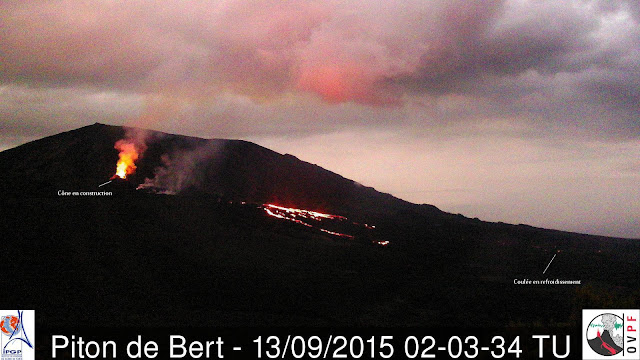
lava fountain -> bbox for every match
[113,139,141,179]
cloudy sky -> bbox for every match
[1,0,639,238]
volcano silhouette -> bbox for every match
[0,123,438,219]
[1,123,638,328]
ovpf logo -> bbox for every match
[0,310,34,360]
[583,309,639,360]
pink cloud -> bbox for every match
[1,0,638,112]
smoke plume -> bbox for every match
[137,141,223,194]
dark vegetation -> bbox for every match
[1,124,638,328]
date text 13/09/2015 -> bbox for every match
[252,335,570,359]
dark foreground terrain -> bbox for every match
[1,124,638,328]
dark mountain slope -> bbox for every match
[1,123,638,329]
[0,123,438,219]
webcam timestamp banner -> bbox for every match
[30,327,604,359]
[11,308,635,359]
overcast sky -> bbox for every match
[1,0,639,238]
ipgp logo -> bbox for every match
[0,310,34,360]
[583,309,640,360]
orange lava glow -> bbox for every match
[320,228,354,239]
[114,140,140,179]
[265,204,346,221]
[263,204,353,238]
[262,204,389,245]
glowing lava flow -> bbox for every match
[262,204,391,245]
[264,206,312,227]
[263,204,353,238]
[320,228,354,239]
[265,204,347,221]
[113,140,140,179]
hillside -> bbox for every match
[0,123,438,220]
[1,123,638,328]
